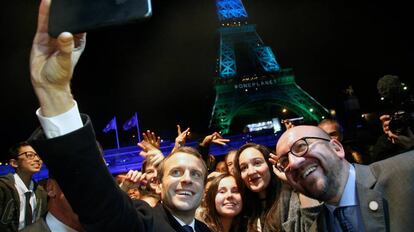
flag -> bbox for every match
[103,117,117,133]
[123,114,138,131]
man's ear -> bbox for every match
[329,139,345,159]
[9,159,18,169]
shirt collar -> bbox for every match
[326,164,357,212]
[172,215,195,231]
[13,173,34,193]
[46,212,79,232]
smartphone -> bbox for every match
[49,0,152,37]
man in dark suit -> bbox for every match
[26,0,211,231]
[273,125,414,231]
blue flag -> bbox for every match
[103,117,117,133]
[123,114,138,131]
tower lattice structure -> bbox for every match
[210,0,329,134]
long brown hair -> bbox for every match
[234,143,283,232]
[202,174,246,232]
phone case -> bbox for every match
[49,0,152,37]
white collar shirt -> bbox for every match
[13,173,36,230]
[46,212,78,232]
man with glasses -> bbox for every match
[0,142,47,231]
[272,125,414,231]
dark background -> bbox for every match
[1,0,413,155]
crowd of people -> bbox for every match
[1,0,414,231]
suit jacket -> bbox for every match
[20,218,51,232]
[0,173,47,232]
[28,115,211,232]
[308,150,414,232]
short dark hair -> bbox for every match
[8,141,31,161]
[157,146,208,184]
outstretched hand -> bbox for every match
[172,125,190,153]
[142,130,161,149]
[137,140,164,167]
[119,170,147,191]
[30,0,86,117]
[200,132,230,147]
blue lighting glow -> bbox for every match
[219,39,236,77]
[216,0,248,21]
[254,46,280,72]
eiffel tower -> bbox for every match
[210,0,329,134]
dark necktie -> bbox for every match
[24,191,33,226]
[334,207,354,232]
[182,225,194,232]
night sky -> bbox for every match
[1,0,413,154]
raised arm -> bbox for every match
[30,0,85,117]
[171,124,190,153]
[142,130,161,149]
[28,1,153,231]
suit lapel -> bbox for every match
[354,164,388,231]
[160,204,187,232]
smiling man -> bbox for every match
[0,142,47,232]
[157,147,208,227]
[274,125,414,232]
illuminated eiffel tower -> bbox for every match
[210,0,329,134]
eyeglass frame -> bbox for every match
[16,151,40,160]
[275,136,331,172]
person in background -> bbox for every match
[318,119,343,141]
[371,74,414,162]
[224,150,237,176]
[318,119,365,164]
[0,142,47,232]
[197,131,230,173]
[118,172,141,200]
[214,161,228,173]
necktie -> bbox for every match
[182,225,194,232]
[334,207,354,232]
[24,191,33,226]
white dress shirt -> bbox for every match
[13,173,36,230]
[36,101,83,139]
[46,212,78,232]
[173,215,196,232]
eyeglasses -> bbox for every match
[275,137,330,172]
[17,151,40,160]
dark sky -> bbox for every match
[1,0,413,154]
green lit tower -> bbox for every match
[210,0,329,134]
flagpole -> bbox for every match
[135,112,141,142]
[114,116,120,149]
